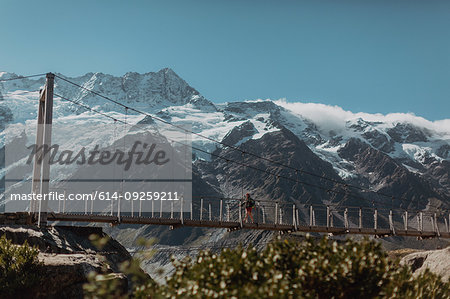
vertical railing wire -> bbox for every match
[374,209,378,230]
[200,198,203,221]
[219,199,223,222]
[344,208,348,229]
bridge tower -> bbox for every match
[30,73,54,226]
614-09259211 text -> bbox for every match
[9,191,180,202]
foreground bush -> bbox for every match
[158,237,449,298]
[0,235,42,297]
[87,236,450,298]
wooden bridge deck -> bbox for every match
[47,213,450,239]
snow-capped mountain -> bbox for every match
[1,68,449,278]
[1,68,449,204]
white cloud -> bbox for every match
[273,99,450,138]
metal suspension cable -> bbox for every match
[52,92,450,212]
[54,92,365,201]
[54,93,124,124]
[54,75,359,186]
[190,142,402,207]
[53,75,448,206]
[0,73,46,82]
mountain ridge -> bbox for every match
[1,68,449,280]
[1,68,449,205]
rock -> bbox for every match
[400,247,450,281]
[33,253,127,299]
[387,123,430,143]
[337,137,446,210]
[222,120,257,146]
[0,225,135,297]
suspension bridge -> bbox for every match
[44,197,450,239]
[1,73,449,239]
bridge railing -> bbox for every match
[43,192,450,236]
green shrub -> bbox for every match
[85,235,450,298]
[383,267,449,299]
[0,235,42,296]
[157,236,449,298]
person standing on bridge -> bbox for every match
[242,193,255,223]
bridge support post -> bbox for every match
[275,203,278,226]
[445,215,449,233]
[389,210,395,235]
[404,211,408,231]
[447,214,450,233]
[239,201,243,227]
[279,207,282,225]
[117,192,122,219]
[131,196,134,217]
[344,208,348,229]
[58,191,61,213]
[180,196,184,225]
[209,203,212,221]
[420,212,423,232]
[90,191,94,215]
[219,199,223,222]
[374,209,378,230]
[151,199,154,218]
[111,194,114,216]
[417,212,420,232]
[431,215,435,233]
[295,207,299,228]
[326,206,330,228]
[330,212,334,227]
[256,202,259,223]
[170,202,174,219]
[200,198,203,221]
[262,205,265,224]
[160,197,163,218]
[62,190,66,214]
[434,213,440,237]
[292,205,297,230]
[358,207,362,229]
[190,202,193,220]
[309,205,313,227]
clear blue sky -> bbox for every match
[1,0,449,120]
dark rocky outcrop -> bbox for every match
[211,127,350,207]
[387,123,430,143]
[222,121,257,146]
[338,138,447,210]
[436,144,450,160]
[0,225,134,298]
